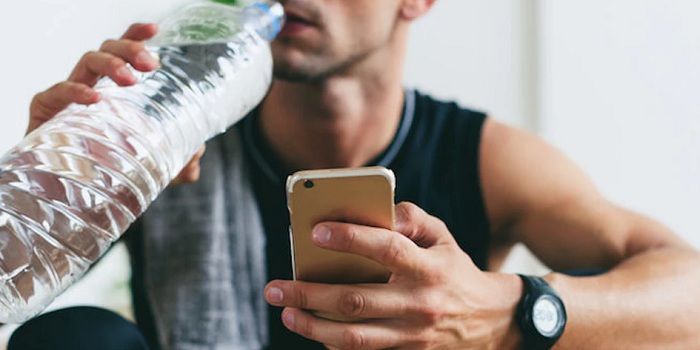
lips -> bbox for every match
[280,9,318,36]
[286,12,315,26]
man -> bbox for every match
[15,0,700,349]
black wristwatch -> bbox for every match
[516,275,567,350]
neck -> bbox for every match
[258,28,408,171]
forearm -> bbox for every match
[546,246,700,349]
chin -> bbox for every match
[272,64,322,83]
[271,49,323,82]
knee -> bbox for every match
[8,306,148,350]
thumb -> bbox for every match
[394,202,456,248]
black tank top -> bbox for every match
[127,90,490,349]
[239,89,490,349]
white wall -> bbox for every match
[406,0,547,274]
[0,0,698,345]
[0,0,193,346]
[0,0,194,152]
[539,0,700,248]
[0,0,534,151]
[405,0,535,129]
[0,0,535,345]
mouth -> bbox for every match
[280,9,318,36]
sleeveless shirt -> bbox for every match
[127,90,490,349]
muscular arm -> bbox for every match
[480,119,700,348]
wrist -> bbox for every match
[484,273,524,350]
[517,274,569,349]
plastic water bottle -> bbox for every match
[0,0,284,323]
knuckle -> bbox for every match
[297,315,314,338]
[48,82,65,93]
[382,234,407,266]
[341,328,365,350]
[433,217,449,233]
[34,82,66,103]
[78,52,96,67]
[67,83,84,95]
[107,57,125,71]
[397,202,421,223]
[413,292,443,325]
[340,225,358,250]
[412,330,438,349]
[339,290,366,318]
[99,39,116,51]
[421,307,442,326]
[29,94,43,112]
[125,41,145,57]
[293,285,309,309]
[106,56,124,69]
[401,201,421,214]
[81,51,96,61]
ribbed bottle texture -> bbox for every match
[0,1,283,323]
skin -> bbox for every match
[28,0,700,348]
[27,23,204,184]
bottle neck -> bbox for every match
[244,1,285,41]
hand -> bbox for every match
[265,202,524,350]
[28,23,158,134]
[27,23,205,184]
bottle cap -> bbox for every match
[248,1,285,41]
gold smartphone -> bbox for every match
[286,166,395,286]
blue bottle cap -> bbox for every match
[250,1,285,40]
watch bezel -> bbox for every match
[517,275,567,349]
[532,294,566,337]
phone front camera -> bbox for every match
[304,180,315,189]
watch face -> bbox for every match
[532,295,563,337]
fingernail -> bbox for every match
[312,225,331,245]
[266,287,283,303]
[283,310,295,328]
[135,51,157,67]
[116,66,135,81]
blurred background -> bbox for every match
[0,0,699,347]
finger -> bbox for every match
[394,202,456,248]
[28,82,100,132]
[171,162,201,185]
[120,23,158,41]
[265,280,410,319]
[192,145,206,159]
[32,81,100,112]
[69,51,136,87]
[100,39,159,72]
[172,145,206,183]
[282,308,402,350]
[312,222,422,273]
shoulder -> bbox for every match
[409,90,488,146]
[412,90,487,124]
[478,117,599,236]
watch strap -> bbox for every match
[517,275,566,350]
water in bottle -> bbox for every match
[0,0,284,323]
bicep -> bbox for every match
[479,119,684,271]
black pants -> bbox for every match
[8,306,149,350]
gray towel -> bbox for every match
[140,126,268,349]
